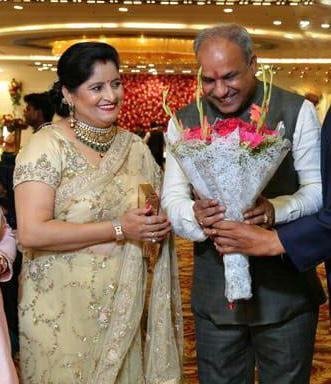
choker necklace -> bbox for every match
[72,119,117,157]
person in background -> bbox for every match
[205,107,331,287]
[162,23,324,384]
[23,92,55,133]
[0,207,19,384]
[14,41,181,383]
[0,93,53,359]
[144,122,165,169]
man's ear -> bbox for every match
[250,55,258,75]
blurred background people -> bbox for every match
[144,122,166,169]
[23,92,55,133]
[0,204,19,384]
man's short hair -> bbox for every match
[193,23,253,63]
[23,92,55,123]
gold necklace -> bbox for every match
[72,118,117,156]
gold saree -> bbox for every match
[14,125,183,384]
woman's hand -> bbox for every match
[204,220,284,256]
[120,207,171,243]
[193,199,226,229]
[243,196,275,228]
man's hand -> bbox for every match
[243,196,275,228]
[204,220,285,256]
[193,199,226,229]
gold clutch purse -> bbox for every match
[138,183,161,270]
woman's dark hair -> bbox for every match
[49,42,120,117]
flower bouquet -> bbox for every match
[163,67,291,303]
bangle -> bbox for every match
[112,219,125,242]
[0,255,8,274]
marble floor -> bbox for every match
[176,237,331,384]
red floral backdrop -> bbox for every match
[118,74,197,132]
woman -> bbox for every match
[14,42,182,384]
[0,209,19,384]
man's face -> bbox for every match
[197,38,257,115]
[23,103,41,128]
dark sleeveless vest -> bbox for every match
[176,80,325,325]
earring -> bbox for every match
[69,103,75,129]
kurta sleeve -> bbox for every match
[13,126,62,190]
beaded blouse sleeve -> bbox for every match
[13,125,62,190]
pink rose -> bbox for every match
[213,118,242,136]
[182,127,204,141]
[240,130,265,148]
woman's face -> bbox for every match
[66,60,124,128]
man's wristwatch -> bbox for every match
[112,219,125,242]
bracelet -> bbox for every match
[0,255,8,274]
[112,219,125,242]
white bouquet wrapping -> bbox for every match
[166,126,291,302]
[163,66,291,302]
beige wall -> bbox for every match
[0,62,56,116]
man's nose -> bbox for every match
[213,79,228,98]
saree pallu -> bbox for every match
[14,126,183,384]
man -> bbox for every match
[206,108,331,273]
[162,24,324,384]
[23,92,55,133]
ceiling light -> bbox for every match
[299,20,310,29]
[273,20,282,26]
[118,6,128,11]
[321,23,330,29]
[13,5,23,9]
[223,7,233,12]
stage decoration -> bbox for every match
[8,78,23,107]
[118,74,196,131]
[0,114,27,154]
[163,66,291,303]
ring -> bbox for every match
[151,238,157,243]
[263,213,268,224]
[199,219,204,226]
